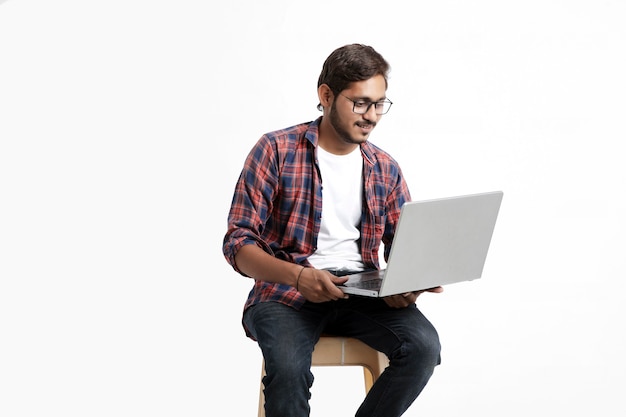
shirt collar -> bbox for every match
[306,116,377,167]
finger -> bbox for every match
[329,286,349,299]
[330,276,349,285]
[386,295,404,308]
[325,277,349,298]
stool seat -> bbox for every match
[258,335,389,417]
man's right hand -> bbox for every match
[296,268,349,302]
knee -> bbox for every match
[264,354,314,391]
[400,326,441,367]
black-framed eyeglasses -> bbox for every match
[341,94,393,115]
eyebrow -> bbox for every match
[353,96,388,102]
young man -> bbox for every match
[223,44,442,417]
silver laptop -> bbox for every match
[338,191,503,297]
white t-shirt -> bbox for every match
[307,146,365,271]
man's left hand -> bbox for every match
[383,286,444,308]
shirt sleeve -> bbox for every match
[222,134,279,274]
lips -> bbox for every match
[356,121,375,130]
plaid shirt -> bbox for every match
[223,117,411,313]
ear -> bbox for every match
[317,84,334,110]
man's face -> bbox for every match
[328,74,388,146]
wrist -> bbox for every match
[295,266,306,291]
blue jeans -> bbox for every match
[243,296,441,417]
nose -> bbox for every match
[363,103,379,120]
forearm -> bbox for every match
[234,244,303,287]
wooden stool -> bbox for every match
[257,335,389,417]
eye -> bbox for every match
[354,101,368,108]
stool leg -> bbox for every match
[362,352,389,393]
[258,361,266,417]
[363,367,375,393]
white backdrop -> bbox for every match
[1,1,625,416]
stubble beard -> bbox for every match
[329,102,375,146]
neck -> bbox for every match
[318,116,360,155]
